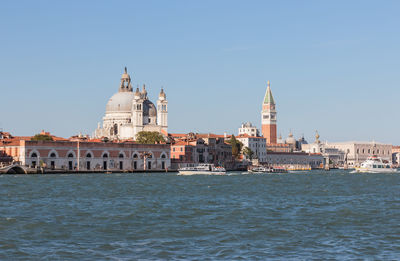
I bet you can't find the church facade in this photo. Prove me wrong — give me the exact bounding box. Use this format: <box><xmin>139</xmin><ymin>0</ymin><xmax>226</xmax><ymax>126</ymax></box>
<box><xmin>94</xmin><ymin>68</ymin><xmax>168</xmax><ymax>140</ymax></box>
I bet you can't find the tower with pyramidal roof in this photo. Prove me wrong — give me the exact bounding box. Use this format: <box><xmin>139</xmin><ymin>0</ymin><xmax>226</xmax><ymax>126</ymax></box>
<box><xmin>261</xmin><ymin>80</ymin><xmax>277</xmax><ymax>143</ymax></box>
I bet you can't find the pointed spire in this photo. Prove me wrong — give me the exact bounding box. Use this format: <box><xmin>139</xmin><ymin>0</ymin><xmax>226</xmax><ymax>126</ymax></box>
<box><xmin>263</xmin><ymin>80</ymin><xmax>275</xmax><ymax>105</ymax></box>
<box><xmin>134</xmin><ymin>87</ymin><xmax>140</xmax><ymax>97</ymax></box>
<box><xmin>124</xmin><ymin>66</ymin><xmax>127</xmax><ymax>74</ymax></box>
<box><xmin>141</xmin><ymin>84</ymin><xmax>147</xmax><ymax>99</ymax></box>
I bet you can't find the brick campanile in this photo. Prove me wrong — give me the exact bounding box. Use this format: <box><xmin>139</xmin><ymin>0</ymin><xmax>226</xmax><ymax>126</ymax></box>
<box><xmin>261</xmin><ymin>80</ymin><xmax>277</xmax><ymax>144</ymax></box>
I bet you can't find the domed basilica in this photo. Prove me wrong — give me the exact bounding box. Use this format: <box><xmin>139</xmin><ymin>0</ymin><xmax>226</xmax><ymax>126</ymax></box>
<box><xmin>94</xmin><ymin>67</ymin><xmax>168</xmax><ymax>140</ymax></box>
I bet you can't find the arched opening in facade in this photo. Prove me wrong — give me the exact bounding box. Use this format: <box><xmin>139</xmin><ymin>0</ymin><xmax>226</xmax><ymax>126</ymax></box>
<box><xmin>102</xmin><ymin>153</ymin><xmax>108</xmax><ymax>170</ymax></box>
<box><xmin>30</xmin><ymin>152</ymin><xmax>38</xmax><ymax>168</ymax></box>
<box><xmin>85</xmin><ymin>152</ymin><xmax>92</xmax><ymax>170</ymax></box>
<box><xmin>49</xmin><ymin>152</ymin><xmax>56</xmax><ymax>169</ymax></box>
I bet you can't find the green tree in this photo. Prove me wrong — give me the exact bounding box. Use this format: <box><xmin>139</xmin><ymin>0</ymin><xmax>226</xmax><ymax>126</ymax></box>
<box><xmin>226</xmin><ymin>135</ymin><xmax>243</xmax><ymax>158</ymax></box>
<box><xmin>31</xmin><ymin>134</ymin><xmax>53</xmax><ymax>141</ymax></box>
<box><xmin>136</xmin><ymin>131</ymin><xmax>165</xmax><ymax>144</ymax></box>
<box><xmin>242</xmin><ymin>146</ymin><xmax>254</xmax><ymax>160</ymax></box>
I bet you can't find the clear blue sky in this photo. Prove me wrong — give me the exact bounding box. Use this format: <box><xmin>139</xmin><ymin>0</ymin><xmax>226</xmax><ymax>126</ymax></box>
<box><xmin>1</xmin><ymin>0</ymin><xmax>399</xmax><ymax>144</ymax></box>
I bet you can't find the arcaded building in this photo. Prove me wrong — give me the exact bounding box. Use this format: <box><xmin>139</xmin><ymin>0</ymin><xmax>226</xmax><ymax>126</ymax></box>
<box><xmin>94</xmin><ymin>67</ymin><xmax>168</xmax><ymax>140</ymax></box>
<box><xmin>0</xmin><ymin>136</ymin><xmax>171</xmax><ymax>172</ymax></box>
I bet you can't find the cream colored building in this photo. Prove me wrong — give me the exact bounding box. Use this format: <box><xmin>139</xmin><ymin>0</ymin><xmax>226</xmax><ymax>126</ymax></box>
<box><xmin>238</xmin><ymin>122</ymin><xmax>260</xmax><ymax>137</ymax></box>
<box><xmin>236</xmin><ymin>135</ymin><xmax>267</xmax><ymax>163</ymax></box>
<box><xmin>94</xmin><ymin>67</ymin><xmax>168</xmax><ymax>140</ymax></box>
<box><xmin>324</xmin><ymin>141</ymin><xmax>392</xmax><ymax>167</ymax></box>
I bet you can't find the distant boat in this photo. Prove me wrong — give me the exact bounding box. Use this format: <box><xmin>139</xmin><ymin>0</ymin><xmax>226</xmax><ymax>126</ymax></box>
<box><xmin>248</xmin><ymin>166</ymin><xmax>287</xmax><ymax>174</ymax></box>
<box><xmin>178</xmin><ymin>164</ymin><xmax>226</xmax><ymax>175</ymax></box>
<box><xmin>355</xmin><ymin>156</ymin><xmax>397</xmax><ymax>173</ymax></box>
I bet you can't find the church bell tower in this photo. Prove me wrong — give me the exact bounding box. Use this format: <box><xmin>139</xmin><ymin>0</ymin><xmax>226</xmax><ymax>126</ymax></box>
<box><xmin>261</xmin><ymin>81</ymin><xmax>277</xmax><ymax>144</ymax></box>
<box><xmin>157</xmin><ymin>88</ymin><xmax>168</xmax><ymax>133</ymax></box>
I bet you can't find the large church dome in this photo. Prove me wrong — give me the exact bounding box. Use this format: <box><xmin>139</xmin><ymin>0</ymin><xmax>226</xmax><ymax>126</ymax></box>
<box><xmin>105</xmin><ymin>91</ymin><xmax>135</xmax><ymax>113</ymax></box>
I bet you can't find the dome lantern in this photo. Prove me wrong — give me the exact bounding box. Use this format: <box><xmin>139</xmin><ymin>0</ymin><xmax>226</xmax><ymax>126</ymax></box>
<box><xmin>119</xmin><ymin>67</ymin><xmax>132</xmax><ymax>92</ymax></box>
<box><xmin>159</xmin><ymin>88</ymin><xmax>166</xmax><ymax>100</ymax></box>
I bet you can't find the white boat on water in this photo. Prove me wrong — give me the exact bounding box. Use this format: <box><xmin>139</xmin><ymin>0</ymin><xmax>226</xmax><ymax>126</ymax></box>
<box><xmin>178</xmin><ymin>164</ymin><xmax>226</xmax><ymax>175</ymax></box>
<box><xmin>248</xmin><ymin>166</ymin><xmax>287</xmax><ymax>174</ymax></box>
<box><xmin>355</xmin><ymin>156</ymin><xmax>397</xmax><ymax>173</ymax></box>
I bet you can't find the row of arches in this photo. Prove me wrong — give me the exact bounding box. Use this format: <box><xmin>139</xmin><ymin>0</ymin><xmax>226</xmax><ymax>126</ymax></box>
<box><xmin>29</xmin><ymin>150</ymin><xmax>168</xmax><ymax>159</ymax></box>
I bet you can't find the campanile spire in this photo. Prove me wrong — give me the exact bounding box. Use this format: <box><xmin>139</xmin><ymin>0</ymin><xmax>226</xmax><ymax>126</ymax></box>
<box><xmin>261</xmin><ymin>81</ymin><xmax>277</xmax><ymax>144</ymax></box>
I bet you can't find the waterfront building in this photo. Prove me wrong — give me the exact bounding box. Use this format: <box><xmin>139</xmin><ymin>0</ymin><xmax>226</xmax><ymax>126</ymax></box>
<box><xmin>301</xmin><ymin>132</ymin><xmax>345</xmax><ymax>168</ymax></box>
<box><xmin>238</xmin><ymin>122</ymin><xmax>260</xmax><ymax>137</ymax></box>
<box><xmin>392</xmin><ymin>146</ymin><xmax>400</xmax><ymax>167</ymax></box>
<box><xmin>266</xmin><ymin>143</ymin><xmax>290</xmax><ymax>153</ymax></box>
<box><xmin>265</xmin><ymin>152</ymin><xmax>323</xmax><ymax>169</ymax></box>
<box><xmin>169</xmin><ymin>133</ymin><xmax>233</xmax><ymax>169</ymax></box>
<box><xmin>261</xmin><ymin>81</ymin><xmax>277</xmax><ymax>144</ymax></box>
<box><xmin>94</xmin><ymin>67</ymin><xmax>168</xmax><ymax>140</ymax></box>
<box><xmin>324</xmin><ymin>141</ymin><xmax>392</xmax><ymax>167</ymax></box>
<box><xmin>0</xmin><ymin>131</ymin><xmax>170</xmax><ymax>172</ymax></box>
<box><xmin>236</xmin><ymin>134</ymin><xmax>267</xmax><ymax>163</ymax></box>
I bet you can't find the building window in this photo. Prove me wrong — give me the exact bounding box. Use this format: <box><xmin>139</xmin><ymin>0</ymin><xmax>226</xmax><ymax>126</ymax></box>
<box><xmin>133</xmin><ymin>153</ymin><xmax>138</xmax><ymax>159</ymax></box>
<box><xmin>68</xmin><ymin>153</ymin><xmax>74</xmax><ymax>158</ymax></box>
<box><xmin>50</xmin><ymin>153</ymin><xmax>56</xmax><ymax>158</ymax></box>
<box><xmin>180</xmin><ymin>147</ymin><xmax>183</xmax><ymax>152</ymax></box>
<box><xmin>161</xmin><ymin>154</ymin><xmax>166</xmax><ymax>159</ymax></box>
<box><xmin>119</xmin><ymin>153</ymin><xmax>124</xmax><ymax>158</ymax></box>
<box><xmin>148</xmin><ymin>161</ymin><xmax>151</xmax><ymax>170</ymax></box>
<box><xmin>119</xmin><ymin>161</ymin><xmax>123</xmax><ymax>170</ymax></box>
<box><xmin>368</xmin><ymin>149</ymin><xmax>370</xmax><ymax>154</ymax></box>
<box><xmin>86</xmin><ymin>153</ymin><xmax>92</xmax><ymax>158</ymax></box>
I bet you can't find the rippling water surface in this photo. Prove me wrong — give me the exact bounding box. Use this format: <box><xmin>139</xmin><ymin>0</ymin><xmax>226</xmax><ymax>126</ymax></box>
<box><xmin>1</xmin><ymin>170</ymin><xmax>400</xmax><ymax>260</ymax></box>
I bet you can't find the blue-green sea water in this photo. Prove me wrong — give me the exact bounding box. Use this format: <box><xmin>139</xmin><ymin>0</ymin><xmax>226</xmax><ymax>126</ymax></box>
<box><xmin>1</xmin><ymin>170</ymin><xmax>400</xmax><ymax>260</ymax></box>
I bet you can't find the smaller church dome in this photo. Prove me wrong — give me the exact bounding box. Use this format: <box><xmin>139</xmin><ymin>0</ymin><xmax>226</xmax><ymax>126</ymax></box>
<box><xmin>285</xmin><ymin>132</ymin><xmax>296</xmax><ymax>145</ymax></box>
<box><xmin>143</xmin><ymin>100</ymin><xmax>157</xmax><ymax>117</ymax></box>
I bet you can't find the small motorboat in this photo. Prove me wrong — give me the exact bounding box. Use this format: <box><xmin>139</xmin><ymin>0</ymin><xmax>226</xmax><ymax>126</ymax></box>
<box><xmin>178</xmin><ymin>164</ymin><xmax>226</xmax><ymax>175</ymax></box>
